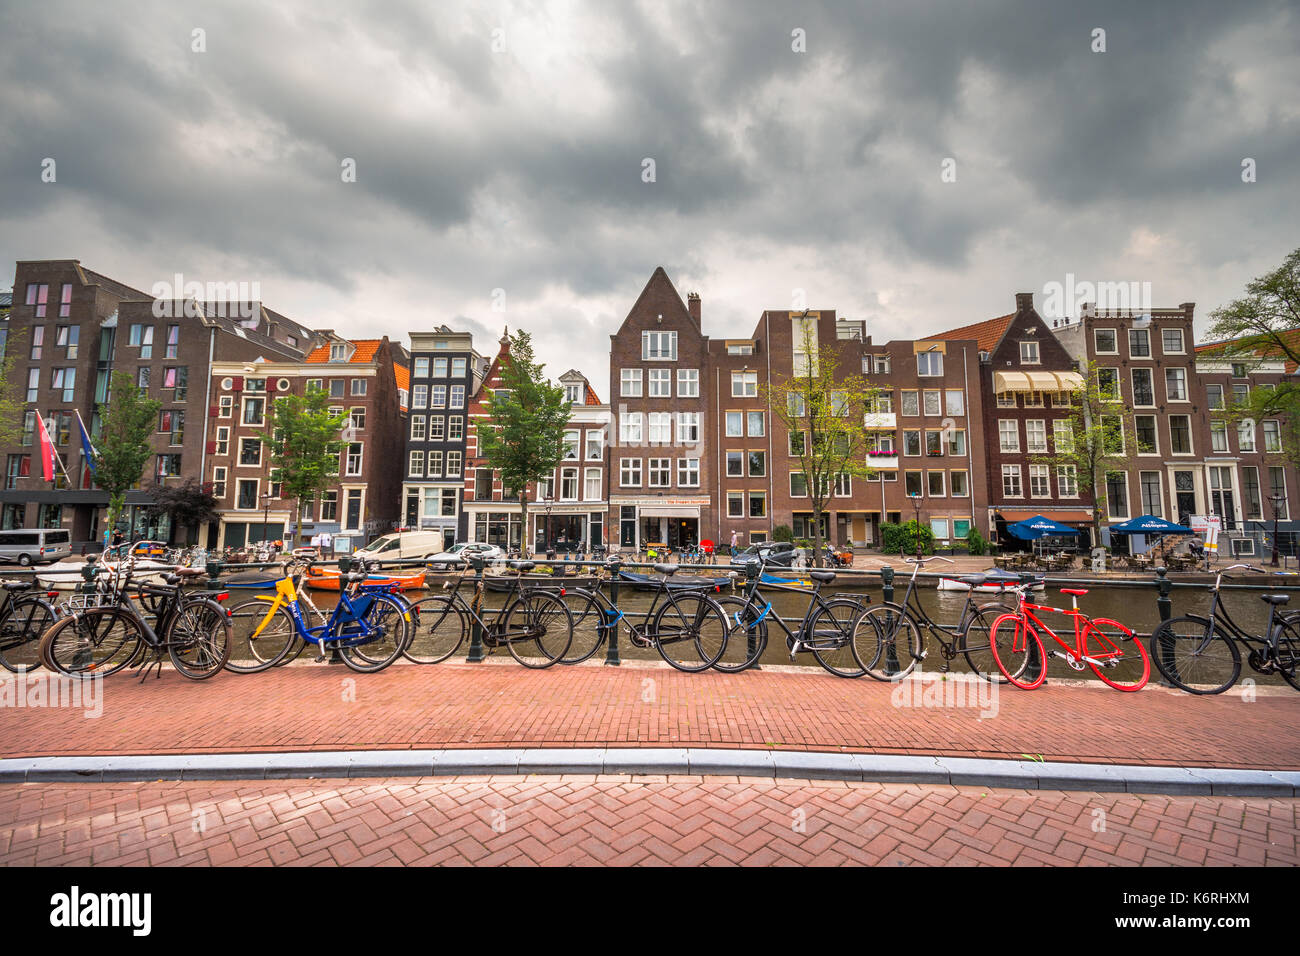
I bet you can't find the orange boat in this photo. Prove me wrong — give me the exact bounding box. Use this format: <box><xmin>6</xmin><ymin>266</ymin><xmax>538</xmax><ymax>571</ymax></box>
<box><xmin>303</xmin><ymin>566</ymin><xmax>427</xmax><ymax>591</ymax></box>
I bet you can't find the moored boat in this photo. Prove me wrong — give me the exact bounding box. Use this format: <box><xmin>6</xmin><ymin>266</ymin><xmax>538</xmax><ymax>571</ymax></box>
<box><xmin>618</xmin><ymin>570</ymin><xmax>732</xmax><ymax>591</ymax></box>
<box><xmin>936</xmin><ymin>570</ymin><xmax>1045</xmax><ymax>592</ymax></box>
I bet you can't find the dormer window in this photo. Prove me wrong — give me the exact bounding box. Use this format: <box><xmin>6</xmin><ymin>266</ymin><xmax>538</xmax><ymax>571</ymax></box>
<box><xmin>1020</xmin><ymin>341</ymin><xmax>1040</xmax><ymax>365</ymax></box>
<box><xmin>329</xmin><ymin>343</ymin><xmax>350</xmax><ymax>362</ymax></box>
<box><xmin>565</xmin><ymin>384</ymin><xmax>583</xmax><ymax>404</ymax></box>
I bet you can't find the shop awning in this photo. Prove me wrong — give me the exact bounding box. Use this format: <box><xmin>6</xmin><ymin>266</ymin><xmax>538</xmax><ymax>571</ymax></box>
<box><xmin>993</xmin><ymin>370</ymin><xmax>1085</xmax><ymax>392</ymax></box>
<box><xmin>998</xmin><ymin>509</ymin><xmax>1093</xmax><ymax>522</ymax></box>
<box><xmin>640</xmin><ymin>505</ymin><xmax>700</xmax><ymax>518</ymax></box>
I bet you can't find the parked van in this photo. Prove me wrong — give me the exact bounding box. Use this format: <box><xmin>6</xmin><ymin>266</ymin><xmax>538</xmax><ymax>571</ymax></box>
<box><xmin>352</xmin><ymin>531</ymin><xmax>446</xmax><ymax>564</ymax></box>
<box><xmin>0</xmin><ymin>528</ymin><xmax>73</xmax><ymax>566</ymax></box>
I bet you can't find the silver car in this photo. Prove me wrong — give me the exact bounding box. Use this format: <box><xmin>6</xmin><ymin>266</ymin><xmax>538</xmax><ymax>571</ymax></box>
<box><xmin>425</xmin><ymin>541</ymin><xmax>504</xmax><ymax>571</ymax></box>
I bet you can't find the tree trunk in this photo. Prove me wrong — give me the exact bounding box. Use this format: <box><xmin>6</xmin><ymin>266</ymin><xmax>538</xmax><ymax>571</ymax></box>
<box><xmin>811</xmin><ymin>497</ymin><xmax>824</xmax><ymax>568</ymax></box>
<box><xmin>519</xmin><ymin>492</ymin><xmax>529</xmax><ymax>557</ymax></box>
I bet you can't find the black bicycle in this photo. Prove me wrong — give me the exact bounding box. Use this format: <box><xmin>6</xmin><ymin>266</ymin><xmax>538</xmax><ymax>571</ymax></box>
<box><xmin>404</xmin><ymin>559</ymin><xmax>573</xmax><ymax>668</ymax></box>
<box><xmin>40</xmin><ymin>558</ymin><xmax>232</xmax><ymax>681</ymax></box>
<box><xmin>717</xmin><ymin>563</ymin><xmax>868</xmax><ymax>677</ymax></box>
<box><xmin>1149</xmin><ymin>563</ymin><xmax>1300</xmax><ymax>694</ymax></box>
<box><xmin>0</xmin><ymin>578</ymin><xmax>60</xmax><ymax>673</ymax></box>
<box><xmin>548</xmin><ymin>562</ymin><xmax>731</xmax><ymax>672</ymax></box>
<box><xmin>851</xmin><ymin>557</ymin><xmax>1027</xmax><ymax>682</ymax></box>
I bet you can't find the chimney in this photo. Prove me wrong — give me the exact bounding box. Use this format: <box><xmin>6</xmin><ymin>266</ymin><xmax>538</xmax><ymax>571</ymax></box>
<box><xmin>687</xmin><ymin>292</ymin><xmax>701</xmax><ymax>324</ymax></box>
<box><xmin>1015</xmin><ymin>292</ymin><xmax>1034</xmax><ymax>313</ymax></box>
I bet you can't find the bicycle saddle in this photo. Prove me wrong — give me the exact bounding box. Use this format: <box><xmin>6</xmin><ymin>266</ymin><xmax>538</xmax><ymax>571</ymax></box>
<box><xmin>958</xmin><ymin>574</ymin><xmax>988</xmax><ymax>586</ymax></box>
<box><xmin>809</xmin><ymin>570</ymin><xmax>836</xmax><ymax>583</ymax></box>
<box><xmin>343</xmin><ymin>571</ymin><xmax>370</xmax><ymax>584</ymax></box>
<box><xmin>1060</xmin><ymin>588</ymin><xmax>1089</xmax><ymax>596</ymax></box>
<box><xmin>508</xmin><ymin>560</ymin><xmax>536</xmax><ymax>572</ymax></box>
<box><xmin>1260</xmin><ymin>593</ymin><xmax>1291</xmax><ymax>605</ymax></box>
<box><xmin>162</xmin><ymin>573</ymin><xmax>182</xmax><ymax>586</ymax></box>
<box><xmin>654</xmin><ymin>563</ymin><xmax>679</xmax><ymax>575</ymax></box>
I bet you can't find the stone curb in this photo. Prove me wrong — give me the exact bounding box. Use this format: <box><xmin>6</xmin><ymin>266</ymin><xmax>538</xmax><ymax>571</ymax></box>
<box><xmin>2</xmin><ymin>749</ymin><xmax>1298</xmax><ymax>796</ymax></box>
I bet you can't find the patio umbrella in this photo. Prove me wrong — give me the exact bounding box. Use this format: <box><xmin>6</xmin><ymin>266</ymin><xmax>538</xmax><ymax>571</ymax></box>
<box><xmin>1109</xmin><ymin>515</ymin><xmax>1193</xmax><ymax>535</ymax></box>
<box><xmin>1005</xmin><ymin>515</ymin><xmax>1083</xmax><ymax>540</ymax></box>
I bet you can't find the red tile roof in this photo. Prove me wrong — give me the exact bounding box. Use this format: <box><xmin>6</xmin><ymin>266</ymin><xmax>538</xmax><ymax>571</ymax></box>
<box><xmin>1196</xmin><ymin>328</ymin><xmax>1300</xmax><ymax>373</ymax></box>
<box><xmin>304</xmin><ymin>339</ymin><xmax>383</xmax><ymax>364</ymax></box>
<box><xmin>931</xmin><ymin>313</ymin><xmax>1014</xmax><ymax>353</ymax></box>
<box><xmin>584</xmin><ymin>382</ymin><xmax>602</xmax><ymax>406</ymax></box>
<box><xmin>394</xmin><ymin>364</ymin><xmax>409</xmax><ymax>392</ymax></box>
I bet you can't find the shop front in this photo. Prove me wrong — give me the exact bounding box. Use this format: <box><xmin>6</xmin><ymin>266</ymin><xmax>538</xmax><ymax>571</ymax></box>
<box><xmin>611</xmin><ymin>497</ymin><xmax>709</xmax><ymax>551</ymax></box>
<box><xmin>533</xmin><ymin>505</ymin><xmax>606</xmax><ymax>554</ymax></box>
<box><xmin>404</xmin><ymin>485</ymin><xmax>461</xmax><ymax>551</ymax></box>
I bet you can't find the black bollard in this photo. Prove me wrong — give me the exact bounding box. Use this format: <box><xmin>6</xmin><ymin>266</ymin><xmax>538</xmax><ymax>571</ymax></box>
<box><xmin>1154</xmin><ymin>565</ymin><xmax>1177</xmax><ymax>686</ymax></box>
<box><xmin>466</xmin><ymin>556</ymin><xmax>487</xmax><ymax>662</ymax></box>
<box><xmin>604</xmin><ymin>559</ymin><xmax>622</xmax><ymax>666</ymax></box>
<box><xmin>880</xmin><ymin>566</ymin><xmax>899</xmax><ymax>675</ymax></box>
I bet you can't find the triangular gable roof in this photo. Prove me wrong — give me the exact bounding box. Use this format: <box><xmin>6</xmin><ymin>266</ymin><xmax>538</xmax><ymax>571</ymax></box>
<box><xmin>612</xmin><ymin>266</ymin><xmax>693</xmax><ymax>338</ymax></box>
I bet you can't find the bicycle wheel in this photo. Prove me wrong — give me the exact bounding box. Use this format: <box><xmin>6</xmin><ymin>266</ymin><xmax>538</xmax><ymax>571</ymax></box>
<box><xmin>554</xmin><ymin>589</ymin><xmax>607</xmax><ymax>665</ymax></box>
<box><xmin>651</xmin><ymin>590</ymin><xmax>728</xmax><ymax>673</ymax></box>
<box><xmin>41</xmin><ymin>608</ymin><xmax>143</xmax><ymax>679</ymax></box>
<box><xmin>850</xmin><ymin>602</ymin><xmax>921</xmax><ymax>681</ymax></box>
<box><xmin>501</xmin><ymin>590</ymin><xmax>572</xmax><ymax>668</ymax></box>
<box><xmin>988</xmin><ymin>613</ymin><xmax>1046</xmax><ymax>690</ymax></box>
<box><xmin>403</xmin><ymin>596</ymin><xmax>467</xmax><ymax>664</ymax></box>
<box><xmin>0</xmin><ymin>597</ymin><xmax>55</xmax><ymax>673</ymax></box>
<box><xmin>712</xmin><ymin>595</ymin><xmax>768</xmax><ymax>673</ymax></box>
<box><xmin>338</xmin><ymin>592</ymin><xmax>410</xmax><ymax>673</ymax></box>
<box><xmin>1084</xmin><ymin>617</ymin><xmax>1148</xmax><ymax>691</ymax></box>
<box><xmin>960</xmin><ymin>603</ymin><xmax>1022</xmax><ymax>683</ymax></box>
<box><xmin>811</xmin><ymin>598</ymin><xmax>872</xmax><ymax>678</ymax></box>
<box><xmin>225</xmin><ymin>599</ymin><xmax>296</xmax><ymax>673</ymax></box>
<box><xmin>1275</xmin><ymin>618</ymin><xmax>1300</xmax><ymax>691</ymax></box>
<box><xmin>1148</xmin><ymin>616</ymin><xmax>1240</xmax><ymax>694</ymax></box>
<box><xmin>167</xmin><ymin>599</ymin><xmax>232</xmax><ymax>680</ymax></box>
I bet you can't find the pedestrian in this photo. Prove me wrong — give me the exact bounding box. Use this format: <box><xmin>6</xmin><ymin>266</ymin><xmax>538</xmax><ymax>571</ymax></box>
<box><xmin>730</xmin><ymin>529</ymin><xmax>738</xmax><ymax>555</ymax></box>
<box><xmin>111</xmin><ymin>528</ymin><xmax>124</xmax><ymax>549</ymax></box>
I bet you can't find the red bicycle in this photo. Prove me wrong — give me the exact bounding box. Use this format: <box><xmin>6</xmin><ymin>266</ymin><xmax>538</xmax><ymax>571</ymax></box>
<box><xmin>989</xmin><ymin>585</ymin><xmax>1149</xmax><ymax>691</ymax></box>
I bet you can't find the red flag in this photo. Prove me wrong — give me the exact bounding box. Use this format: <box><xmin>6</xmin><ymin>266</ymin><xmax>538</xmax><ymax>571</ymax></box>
<box><xmin>36</xmin><ymin>412</ymin><xmax>57</xmax><ymax>481</ymax></box>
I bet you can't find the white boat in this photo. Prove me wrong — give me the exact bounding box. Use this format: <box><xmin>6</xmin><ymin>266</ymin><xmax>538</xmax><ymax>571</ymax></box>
<box><xmin>937</xmin><ymin>571</ymin><xmax>1045</xmax><ymax>593</ymax></box>
<box><xmin>37</xmin><ymin>559</ymin><xmax>171</xmax><ymax>590</ymax></box>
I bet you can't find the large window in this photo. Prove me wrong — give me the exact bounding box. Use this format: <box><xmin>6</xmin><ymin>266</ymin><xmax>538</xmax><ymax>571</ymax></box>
<box><xmin>731</xmin><ymin>372</ymin><xmax>757</xmax><ymax>397</ymax></box>
<box><xmin>1094</xmin><ymin>329</ymin><xmax>1117</xmax><ymax>353</ymax></box>
<box><xmin>620</xmin><ymin>458</ymin><xmax>641</xmax><ymax>487</ymax></box>
<box><xmin>950</xmin><ymin>471</ymin><xmax>969</xmax><ymax>497</ymax></box>
<box><xmin>1243</xmin><ymin>467</ymin><xmax>1263</xmax><ymax>520</ymax></box>
<box><xmin>648</xmin><ymin>368</ymin><xmax>671</xmax><ymax>397</ymax></box>
<box><xmin>619</xmin><ymin>412</ymin><xmax>643</xmax><ymax>444</ymax></box>
<box><xmin>648</xmin><ymin>458</ymin><xmax>671</xmax><ymax>488</ymax></box>
<box><xmin>1128</xmin><ymin>328</ymin><xmax>1150</xmax><ymax>358</ymax></box>
<box><xmin>1025</xmin><ymin>420</ymin><xmax>1047</xmax><ymax>453</ymax></box>
<box><xmin>999</xmin><ymin>420</ymin><xmax>1019</xmax><ymax>453</ymax></box>
<box><xmin>1136</xmin><ymin>416</ymin><xmax>1159</xmax><ymax>454</ymax></box>
<box><xmin>677</xmin><ymin>458</ymin><xmax>699</xmax><ymax>487</ymax></box>
<box><xmin>1131</xmin><ymin>368</ymin><xmax>1154</xmax><ymax>406</ymax></box>
<box><xmin>1270</xmin><ymin>467</ymin><xmax>1289</xmax><ymax>520</ymax></box>
<box><xmin>1002</xmin><ymin>465</ymin><xmax>1021</xmax><ymax>498</ymax></box>
<box><xmin>1169</xmin><ymin>416</ymin><xmax>1193</xmax><ymax>454</ymax></box>
<box><xmin>1165</xmin><ymin>367</ymin><xmax>1188</xmax><ymax>401</ymax></box>
<box><xmin>677</xmin><ymin>369</ymin><xmax>698</xmax><ymax>397</ymax></box>
<box><xmin>1029</xmin><ymin>465</ymin><xmax>1050</xmax><ymax>498</ymax></box>
<box><xmin>1162</xmin><ymin>328</ymin><xmax>1184</xmax><ymax>354</ymax></box>
<box><xmin>620</xmin><ymin>368</ymin><xmax>642</xmax><ymax>397</ymax></box>
<box><xmin>1019</xmin><ymin>341</ymin><xmax>1040</xmax><ymax>364</ymax></box>
<box><xmin>1238</xmin><ymin>420</ymin><xmax>1256</xmax><ymax>453</ymax></box>
<box><xmin>1106</xmin><ymin>472</ymin><xmax>1129</xmax><ymax>519</ymax></box>
<box><xmin>648</xmin><ymin>413</ymin><xmax>671</xmax><ymax>444</ymax></box>
<box><xmin>1140</xmin><ymin>472</ymin><xmax>1163</xmax><ymax>516</ymax></box>
<box><xmin>900</xmin><ymin>391</ymin><xmax>919</xmax><ymax>416</ymax></box>
<box><xmin>1206</xmin><ymin>384</ymin><xmax>1224</xmax><ymax>410</ymax></box>
<box><xmin>585</xmin><ymin>468</ymin><xmax>602</xmax><ymax>500</ymax></box>
<box><xmin>1057</xmin><ymin>465</ymin><xmax>1078</xmax><ymax>497</ymax></box>
<box><xmin>1264</xmin><ymin>420</ymin><xmax>1282</xmax><ymax>453</ymax></box>
<box><xmin>345</xmin><ymin>443</ymin><xmax>363</xmax><ymax>476</ymax></box>
<box><xmin>642</xmin><ymin>331</ymin><xmax>677</xmax><ymax>360</ymax></box>
<box><xmin>917</xmin><ymin>351</ymin><xmax>943</xmax><ymax>376</ymax></box>
<box><xmin>945</xmin><ymin>390</ymin><xmax>964</xmax><ymax>416</ymax></box>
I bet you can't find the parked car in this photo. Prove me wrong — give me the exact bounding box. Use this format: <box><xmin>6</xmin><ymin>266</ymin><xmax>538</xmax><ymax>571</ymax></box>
<box><xmin>424</xmin><ymin>542</ymin><xmax>504</xmax><ymax>571</ymax></box>
<box><xmin>0</xmin><ymin>528</ymin><xmax>72</xmax><ymax>566</ymax></box>
<box><xmin>352</xmin><ymin>531</ymin><xmax>448</xmax><ymax>564</ymax></box>
<box><xmin>730</xmin><ymin>541</ymin><xmax>800</xmax><ymax>568</ymax></box>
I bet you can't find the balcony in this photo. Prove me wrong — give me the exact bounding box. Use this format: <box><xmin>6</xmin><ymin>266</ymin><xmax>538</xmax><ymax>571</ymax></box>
<box><xmin>863</xmin><ymin>412</ymin><xmax>896</xmax><ymax>430</ymax></box>
<box><xmin>867</xmin><ymin>453</ymin><xmax>899</xmax><ymax>470</ymax></box>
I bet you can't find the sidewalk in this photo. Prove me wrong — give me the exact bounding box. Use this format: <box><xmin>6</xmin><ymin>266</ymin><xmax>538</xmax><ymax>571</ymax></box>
<box><xmin>4</xmin><ymin>660</ymin><xmax>1298</xmax><ymax>770</ymax></box>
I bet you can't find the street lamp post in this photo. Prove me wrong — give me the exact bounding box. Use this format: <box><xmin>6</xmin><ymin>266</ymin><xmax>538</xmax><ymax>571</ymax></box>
<box><xmin>543</xmin><ymin>500</ymin><xmax>554</xmax><ymax>558</ymax></box>
<box><xmin>1269</xmin><ymin>493</ymin><xmax>1287</xmax><ymax>568</ymax></box>
<box><xmin>261</xmin><ymin>492</ymin><xmax>273</xmax><ymax>554</ymax></box>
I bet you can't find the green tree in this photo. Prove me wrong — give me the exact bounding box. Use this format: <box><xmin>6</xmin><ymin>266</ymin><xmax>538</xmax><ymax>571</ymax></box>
<box><xmin>1032</xmin><ymin>361</ymin><xmax>1131</xmax><ymax>544</ymax></box>
<box><xmin>260</xmin><ymin>387</ymin><xmax>346</xmax><ymax>547</ymax></box>
<box><xmin>1205</xmin><ymin>247</ymin><xmax>1300</xmax><ymax>474</ymax></box>
<box><xmin>146</xmin><ymin>477</ymin><xmax>219</xmax><ymax>545</ymax></box>
<box><xmin>763</xmin><ymin>318</ymin><xmax>879</xmax><ymax>567</ymax></box>
<box><xmin>475</xmin><ymin>330</ymin><xmax>572</xmax><ymax>555</ymax></box>
<box><xmin>95</xmin><ymin>369</ymin><xmax>163</xmax><ymax>539</ymax></box>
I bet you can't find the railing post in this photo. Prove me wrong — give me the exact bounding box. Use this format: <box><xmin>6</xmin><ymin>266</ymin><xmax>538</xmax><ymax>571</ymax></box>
<box><xmin>466</xmin><ymin>555</ymin><xmax>487</xmax><ymax>662</ymax></box>
<box><xmin>745</xmin><ymin>562</ymin><xmax>762</xmax><ymax>671</ymax></box>
<box><xmin>604</xmin><ymin>559</ymin><xmax>622</xmax><ymax>666</ymax></box>
<box><xmin>204</xmin><ymin>559</ymin><xmax>224</xmax><ymax>592</ymax></box>
<box><xmin>880</xmin><ymin>566</ymin><xmax>899</xmax><ymax>675</ymax></box>
<box><xmin>1153</xmin><ymin>565</ymin><xmax>1178</xmax><ymax>687</ymax></box>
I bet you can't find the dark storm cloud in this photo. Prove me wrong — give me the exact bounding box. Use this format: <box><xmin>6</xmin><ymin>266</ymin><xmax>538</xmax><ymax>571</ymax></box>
<box><xmin>0</xmin><ymin>0</ymin><xmax>1296</xmax><ymax>376</ymax></box>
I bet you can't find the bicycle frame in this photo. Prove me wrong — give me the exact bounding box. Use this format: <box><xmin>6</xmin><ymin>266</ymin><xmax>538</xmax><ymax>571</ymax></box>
<box><xmin>1007</xmin><ymin>591</ymin><xmax>1123</xmax><ymax>669</ymax></box>
<box><xmin>249</xmin><ymin>574</ymin><xmax>400</xmax><ymax>649</ymax></box>
<box><xmin>1182</xmin><ymin>566</ymin><xmax>1290</xmax><ymax>664</ymax></box>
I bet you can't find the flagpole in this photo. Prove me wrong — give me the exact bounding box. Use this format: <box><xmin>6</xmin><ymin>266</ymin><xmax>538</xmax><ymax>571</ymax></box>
<box><xmin>40</xmin><ymin>413</ymin><xmax>74</xmax><ymax>484</ymax></box>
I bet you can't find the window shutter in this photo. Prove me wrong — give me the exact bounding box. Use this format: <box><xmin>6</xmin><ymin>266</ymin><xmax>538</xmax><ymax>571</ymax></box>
<box><xmin>231</xmin><ymin>376</ymin><xmax>244</xmax><ymax>391</ymax></box>
<box><xmin>206</xmin><ymin>441</ymin><xmax>217</xmax><ymax>454</ymax></box>
<box><xmin>209</xmin><ymin>405</ymin><xmax>219</xmax><ymax>417</ymax></box>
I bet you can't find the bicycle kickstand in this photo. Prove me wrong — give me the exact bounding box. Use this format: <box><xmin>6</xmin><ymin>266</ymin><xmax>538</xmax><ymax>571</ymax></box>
<box><xmin>134</xmin><ymin>648</ymin><xmax>166</xmax><ymax>683</ymax></box>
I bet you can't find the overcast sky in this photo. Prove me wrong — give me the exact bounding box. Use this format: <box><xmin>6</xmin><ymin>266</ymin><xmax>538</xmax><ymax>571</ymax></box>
<box><xmin>2</xmin><ymin>0</ymin><xmax>1297</xmax><ymax>390</ymax></box>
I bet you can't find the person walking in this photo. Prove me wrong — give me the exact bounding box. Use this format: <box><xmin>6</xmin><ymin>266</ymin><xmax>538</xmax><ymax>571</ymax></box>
<box><xmin>730</xmin><ymin>529</ymin><xmax>739</xmax><ymax>557</ymax></box>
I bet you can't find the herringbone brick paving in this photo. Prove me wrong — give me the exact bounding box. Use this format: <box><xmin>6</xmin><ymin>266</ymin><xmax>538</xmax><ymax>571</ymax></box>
<box><xmin>2</xmin><ymin>777</ymin><xmax>1295</xmax><ymax>866</ymax></box>
<box><xmin>3</xmin><ymin>661</ymin><xmax>1298</xmax><ymax>769</ymax></box>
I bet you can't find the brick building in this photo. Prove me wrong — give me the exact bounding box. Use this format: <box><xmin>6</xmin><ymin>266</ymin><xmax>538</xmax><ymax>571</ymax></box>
<box><xmin>205</xmin><ymin>335</ymin><xmax>407</xmax><ymax>550</ymax></box>
<box><xmin>936</xmin><ymin>293</ymin><xmax>1090</xmax><ymax>546</ymax></box>
<box><xmin>608</xmin><ymin>269</ymin><xmax>711</xmax><ymax>551</ymax></box>
<box><xmin>402</xmin><ymin>326</ymin><xmax>485</xmax><ymax>549</ymax></box>
<box><xmin>1</xmin><ymin>260</ymin><xmax>318</xmax><ymax>545</ymax></box>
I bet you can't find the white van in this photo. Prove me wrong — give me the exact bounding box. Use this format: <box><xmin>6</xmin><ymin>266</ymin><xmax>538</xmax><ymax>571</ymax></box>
<box><xmin>352</xmin><ymin>531</ymin><xmax>446</xmax><ymax>564</ymax></box>
<box><xmin>0</xmin><ymin>528</ymin><xmax>73</xmax><ymax>566</ymax></box>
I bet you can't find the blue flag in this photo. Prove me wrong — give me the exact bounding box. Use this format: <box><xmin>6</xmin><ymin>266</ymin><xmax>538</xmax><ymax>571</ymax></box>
<box><xmin>75</xmin><ymin>409</ymin><xmax>97</xmax><ymax>475</ymax></box>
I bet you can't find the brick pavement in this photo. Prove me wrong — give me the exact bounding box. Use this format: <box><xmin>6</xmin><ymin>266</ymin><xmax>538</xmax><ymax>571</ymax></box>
<box><xmin>3</xmin><ymin>661</ymin><xmax>1299</xmax><ymax>770</ymax></box>
<box><xmin>2</xmin><ymin>776</ymin><xmax>1295</xmax><ymax>866</ymax></box>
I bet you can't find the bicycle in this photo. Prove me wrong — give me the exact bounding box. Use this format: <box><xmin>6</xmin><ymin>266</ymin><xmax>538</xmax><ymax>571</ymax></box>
<box><xmin>494</xmin><ymin>560</ymin><xmax>725</xmax><ymax>671</ymax></box>
<box><xmin>1149</xmin><ymin>563</ymin><xmax>1299</xmax><ymax>694</ymax></box>
<box><xmin>404</xmin><ymin>559</ymin><xmax>573</xmax><ymax>668</ymax></box>
<box><xmin>0</xmin><ymin>578</ymin><xmax>60</xmax><ymax>673</ymax></box>
<box><xmin>221</xmin><ymin>564</ymin><xmax>411</xmax><ymax>674</ymax></box>
<box><xmin>989</xmin><ymin>583</ymin><xmax>1148</xmax><ymax>691</ymax></box>
<box><xmin>40</xmin><ymin>559</ymin><xmax>232</xmax><ymax>681</ymax></box>
<box><xmin>850</xmin><ymin>557</ymin><xmax>1029</xmax><ymax>683</ymax></box>
<box><xmin>713</xmin><ymin>563</ymin><xmax>866</xmax><ymax>677</ymax></box>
